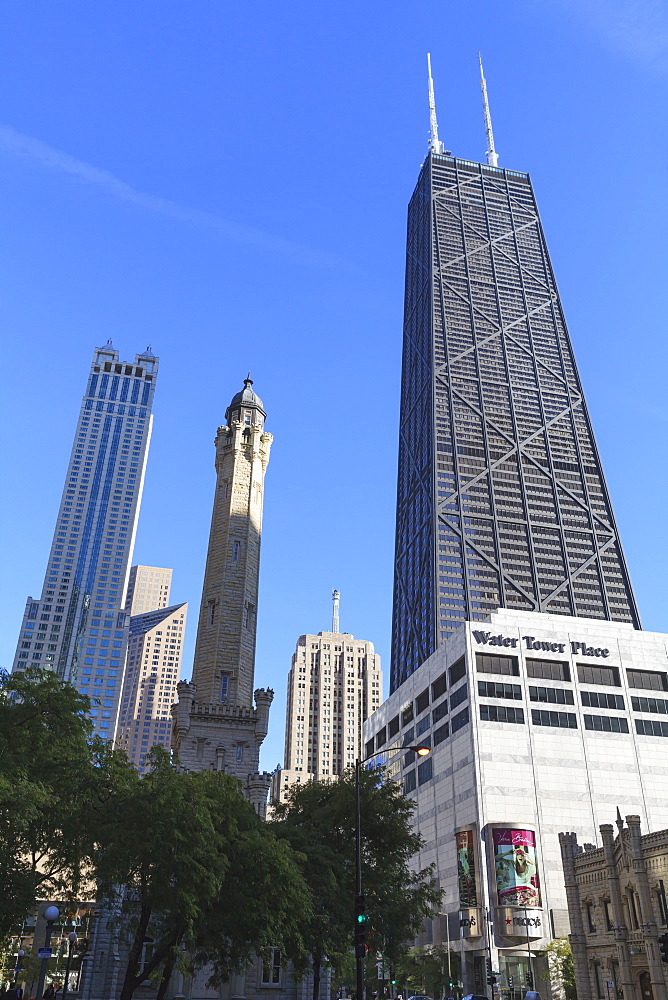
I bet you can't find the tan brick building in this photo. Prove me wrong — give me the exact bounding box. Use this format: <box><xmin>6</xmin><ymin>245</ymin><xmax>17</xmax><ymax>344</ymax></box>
<box><xmin>271</xmin><ymin>610</ymin><xmax>382</xmax><ymax>807</ymax></box>
<box><xmin>124</xmin><ymin>564</ymin><xmax>173</xmax><ymax>616</ymax></box>
<box><xmin>560</xmin><ymin>815</ymin><xmax>668</xmax><ymax>1000</ymax></box>
<box><xmin>116</xmin><ymin>600</ymin><xmax>187</xmax><ymax>770</ymax></box>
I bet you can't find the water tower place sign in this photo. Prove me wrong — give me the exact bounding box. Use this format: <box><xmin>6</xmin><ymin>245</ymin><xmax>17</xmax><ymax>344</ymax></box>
<box><xmin>472</xmin><ymin>632</ymin><xmax>610</xmax><ymax>658</ymax></box>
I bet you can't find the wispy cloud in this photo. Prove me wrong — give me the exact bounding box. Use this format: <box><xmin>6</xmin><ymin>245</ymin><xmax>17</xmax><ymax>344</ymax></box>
<box><xmin>529</xmin><ymin>0</ymin><xmax>668</xmax><ymax>73</ymax></box>
<box><xmin>0</xmin><ymin>124</ymin><xmax>349</xmax><ymax>268</ymax></box>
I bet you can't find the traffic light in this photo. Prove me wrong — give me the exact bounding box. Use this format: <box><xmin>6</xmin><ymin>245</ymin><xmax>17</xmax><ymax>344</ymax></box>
<box><xmin>659</xmin><ymin>933</ymin><xmax>668</xmax><ymax>964</ymax></box>
<box><xmin>508</xmin><ymin>976</ymin><xmax>514</xmax><ymax>991</ymax></box>
<box><xmin>486</xmin><ymin>958</ymin><xmax>496</xmax><ymax>987</ymax></box>
<box><xmin>355</xmin><ymin>895</ymin><xmax>366</xmax><ymax>959</ymax></box>
<box><xmin>526</xmin><ymin>971</ymin><xmax>534</xmax><ymax>989</ymax></box>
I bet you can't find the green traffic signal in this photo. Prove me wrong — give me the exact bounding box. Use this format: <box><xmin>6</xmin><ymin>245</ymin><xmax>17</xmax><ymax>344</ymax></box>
<box><xmin>357</xmin><ymin>913</ymin><xmax>367</xmax><ymax>923</ymax></box>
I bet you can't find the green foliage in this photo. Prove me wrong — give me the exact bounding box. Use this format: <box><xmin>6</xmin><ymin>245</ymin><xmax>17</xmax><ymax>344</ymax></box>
<box><xmin>272</xmin><ymin>766</ymin><xmax>442</xmax><ymax>998</ymax></box>
<box><xmin>0</xmin><ymin>666</ymin><xmax>114</xmax><ymax>935</ymax></box>
<box><xmin>0</xmin><ymin>669</ymin><xmax>313</xmax><ymax>1000</ymax></box>
<box><xmin>546</xmin><ymin>937</ymin><xmax>576</xmax><ymax>1000</ymax></box>
<box><xmin>1</xmin><ymin>668</ymin><xmax>442</xmax><ymax>1000</ymax></box>
<box><xmin>93</xmin><ymin>746</ymin><xmax>312</xmax><ymax>1000</ymax></box>
<box><xmin>395</xmin><ymin>946</ymin><xmax>461</xmax><ymax>998</ymax></box>
<box><xmin>192</xmin><ymin>824</ymin><xmax>312</xmax><ymax>985</ymax></box>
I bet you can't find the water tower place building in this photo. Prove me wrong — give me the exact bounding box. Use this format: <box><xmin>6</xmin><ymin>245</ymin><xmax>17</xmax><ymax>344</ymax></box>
<box><xmin>364</xmin><ymin>608</ymin><xmax>668</xmax><ymax>995</ymax></box>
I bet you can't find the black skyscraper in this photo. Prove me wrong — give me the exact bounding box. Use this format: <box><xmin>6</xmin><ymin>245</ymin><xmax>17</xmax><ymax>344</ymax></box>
<box><xmin>390</xmin><ymin>147</ymin><xmax>639</xmax><ymax>693</ymax></box>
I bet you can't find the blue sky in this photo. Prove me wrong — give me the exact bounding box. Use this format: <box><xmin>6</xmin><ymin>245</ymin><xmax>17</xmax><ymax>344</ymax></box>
<box><xmin>1</xmin><ymin>0</ymin><xmax>666</xmax><ymax>771</ymax></box>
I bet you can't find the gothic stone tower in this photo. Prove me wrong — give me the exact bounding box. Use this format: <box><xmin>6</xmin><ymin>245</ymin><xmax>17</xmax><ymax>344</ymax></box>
<box><xmin>172</xmin><ymin>378</ymin><xmax>274</xmax><ymax>816</ymax></box>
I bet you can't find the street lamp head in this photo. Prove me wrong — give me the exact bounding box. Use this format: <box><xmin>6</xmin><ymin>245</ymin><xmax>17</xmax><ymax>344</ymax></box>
<box><xmin>410</xmin><ymin>745</ymin><xmax>431</xmax><ymax>756</ymax></box>
<box><xmin>44</xmin><ymin>906</ymin><xmax>60</xmax><ymax>922</ymax></box>
<box><xmin>68</xmin><ymin>932</ymin><xmax>78</xmax><ymax>944</ymax></box>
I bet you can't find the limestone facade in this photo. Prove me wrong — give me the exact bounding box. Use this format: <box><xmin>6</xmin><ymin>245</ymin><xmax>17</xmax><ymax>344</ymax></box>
<box><xmin>171</xmin><ymin>377</ymin><xmax>275</xmax><ymax>814</ymax></box>
<box><xmin>559</xmin><ymin>817</ymin><xmax>668</xmax><ymax>1000</ymax></box>
<box><xmin>173</xmin><ymin>679</ymin><xmax>273</xmax><ymax>813</ymax></box>
<box><xmin>189</xmin><ymin>378</ymin><xmax>271</xmax><ymax>709</ymax></box>
<box><xmin>164</xmin><ymin>380</ymin><xmax>288</xmax><ymax>998</ymax></box>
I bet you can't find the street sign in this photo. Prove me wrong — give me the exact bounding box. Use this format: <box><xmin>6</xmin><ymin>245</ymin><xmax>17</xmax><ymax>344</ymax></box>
<box><xmin>607</xmin><ymin>983</ymin><xmax>615</xmax><ymax>989</ymax></box>
<box><xmin>37</xmin><ymin>948</ymin><xmax>52</xmax><ymax>959</ymax></box>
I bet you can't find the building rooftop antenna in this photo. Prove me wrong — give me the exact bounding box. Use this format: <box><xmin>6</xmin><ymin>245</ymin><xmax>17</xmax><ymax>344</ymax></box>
<box><xmin>332</xmin><ymin>589</ymin><xmax>340</xmax><ymax>634</ymax></box>
<box><xmin>478</xmin><ymin>52</ymin><xmax>499</xmax><ymax>167</ymax></box>
<box><xmin>427</xmin><ymin>53</ymin><xmax>445</xmax><ymax>155</ymax></box>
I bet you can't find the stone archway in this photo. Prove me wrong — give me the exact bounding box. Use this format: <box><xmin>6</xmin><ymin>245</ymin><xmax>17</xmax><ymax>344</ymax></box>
<box><xmin>638</xmin><ymin>971</ymin><xmax>653</xmax><ymax>1000</ymax></box>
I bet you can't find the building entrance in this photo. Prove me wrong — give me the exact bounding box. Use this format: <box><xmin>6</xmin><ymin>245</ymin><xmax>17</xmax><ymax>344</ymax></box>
<box><xmin>639</xmin><ymin>971</ymin><xmax>653</xmax><ymax>1000</ymax></box>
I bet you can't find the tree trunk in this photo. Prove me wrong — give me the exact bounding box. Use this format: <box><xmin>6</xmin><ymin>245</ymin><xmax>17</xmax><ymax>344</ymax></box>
<box><xmin>156</xmin><ymin>950</ymin><xmax>177</xmax><ymax>1000</ymax></box>
<box><xmin>119</xmin><ymin>902</ymin><xmax>152</xmax><ymax>1000</ymax></box>
<box><xmin>312</xmin><ymin>948</ymin><xmax>322</xmax><ymax>1000</ymax></box>
<box><xmin>125</xmin><ymin>928</ymin><xmax>182</xmax><ymax>1000</ymax></box>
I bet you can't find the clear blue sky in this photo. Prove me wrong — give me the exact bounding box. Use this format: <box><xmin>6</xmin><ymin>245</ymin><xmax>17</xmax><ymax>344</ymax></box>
<box><xmin>1</xmin><ymin>1</ymin><xmax>667</xmax><ymax>771</ymax></box>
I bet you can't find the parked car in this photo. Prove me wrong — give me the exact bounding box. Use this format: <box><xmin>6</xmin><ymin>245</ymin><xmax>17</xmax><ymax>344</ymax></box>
<box><xmin>462</xmin><ymin>994</ymin><xmax>491</xmax><ymax>1000</ymax></box>
<box><xmin>407</xmin><ymin>995</ymin><xmax>434</xmax><ymax>1000</ymax></box>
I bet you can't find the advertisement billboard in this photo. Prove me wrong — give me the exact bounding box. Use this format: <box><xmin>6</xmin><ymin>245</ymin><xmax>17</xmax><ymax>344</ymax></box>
<box><xmin>492</xmin><ymin>828</ymin><xmax>541</xmax><ymax>908</ymax></box>
<box><xmin>455</xmin><ymin>830</ymin><xmax>478</xmax><ymax>907</ymax></box>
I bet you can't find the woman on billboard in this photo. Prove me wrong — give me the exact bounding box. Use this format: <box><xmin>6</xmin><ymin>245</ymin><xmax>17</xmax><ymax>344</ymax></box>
<box><xmin>493</xmin><ymin>828</ymin><xmax>541</xmax><ymax>907</ymax></box>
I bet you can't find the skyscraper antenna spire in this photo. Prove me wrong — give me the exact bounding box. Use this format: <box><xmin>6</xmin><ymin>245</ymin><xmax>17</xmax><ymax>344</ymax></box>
<box><xmin>332</xmin><ymin>589</ymin><xmax>340</xmax><ymax>633</ymax></box>
<box><xmin>427</xmin><ymin>53</ymin><xmax>444</xmax><ymax>155</ymax></box>
<box><xmin>478</xmin><ymin>52</ymin><xmax>498</xmax><ymax>167</ymax></box>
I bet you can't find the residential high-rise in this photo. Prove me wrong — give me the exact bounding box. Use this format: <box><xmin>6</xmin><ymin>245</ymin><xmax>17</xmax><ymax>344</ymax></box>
<box><xmin>12</xmin><ymin>341</ymin><xmax>158</xmax><ymax>739</ymax></box>
<box><xmin>116</xmin><ymin>601</ymin><xmax>187</xmax><ymax>770</ymax></box>
<box><xmin>172</xmin><ymin>378</ymin><xmax>274</xmax><ymax>816</ymax></box>
<box><xmin>270</xmin><ymin>595</ymin><xmax>382</xmax><ymax>810</ymax></box>
<box><xmin>391</xmin><ymin>63</ymin><xmax>639</xmax><ymax>692</ymax></box>
<box><xmin>125</xmin><ymin>565</ymin><xmax>173</xmax><ymax>616</ymax></box>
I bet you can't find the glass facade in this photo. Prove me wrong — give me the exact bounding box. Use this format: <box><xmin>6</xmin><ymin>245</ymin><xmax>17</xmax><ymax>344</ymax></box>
<box><xmin>12</xmin><ymin>341</ymin><xmax>158</xmax><ymax>739</ymax></box>
<box><xmin>391</xmin><ymin>153</ymin><xmax>639</xmax><ymax>692</ymax></box>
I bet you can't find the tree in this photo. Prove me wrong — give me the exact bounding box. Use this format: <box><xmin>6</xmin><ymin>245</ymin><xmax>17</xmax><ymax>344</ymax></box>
<box><xmin>0</xmin><ymin>666</ymin><xmax>112</xmax><ymax>935</ymax></box>
<box><xmin>546</xmin><ymin>938</ymin><xmax>576</xmax><ymax>1000</ymax></box>
<box><xmin>93</xmin><ymin>747</ymin><xmax>312</xmax><ymax>1000</ymax></box>
<box><xmin>0</xmin><ymin>668</ymin><xmax>313</xmax><ymax>1000</ymax></box>
<box><xmin>192</xmin><ymin>824</ymin><xmax>312</xmax><ymax>988</ymax></box>
<box><xmin>272</xmin><ymin>767</ymin><xmax>442</xmax><ymax>1000</ymax></box>
<box><xmin>395</xmin><ymin>946</ymin><xmax>461</xmax><ymax>999</ymax></box>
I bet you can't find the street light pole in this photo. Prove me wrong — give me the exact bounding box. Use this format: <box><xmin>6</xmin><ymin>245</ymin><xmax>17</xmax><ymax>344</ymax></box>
<box><xmin>355</xmin><ymin>757</ymin><xmax>365</xmax><ymax>1000</ymax></box>
<box><xmin>36</xmin><ymin>905</ymin><xmax>60</xmax><ymax>1000</ymax></box>
<box><xmin>354</xmin><ymin>744</ymin><xmax>431</xmax><ymax>1000</ymax></box>
<box><xmin>62</xmin><ymin>932</ymin><xmax>77</xmax><ymax>1000</ymax></box>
